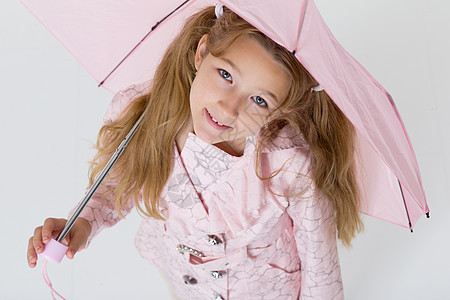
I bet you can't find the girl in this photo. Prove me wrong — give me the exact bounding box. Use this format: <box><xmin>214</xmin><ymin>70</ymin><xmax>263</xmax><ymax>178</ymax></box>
<box><xmin>27</xmin><ymin>5</ymin><xmax>363</xmax><ymax>299</ymax></box>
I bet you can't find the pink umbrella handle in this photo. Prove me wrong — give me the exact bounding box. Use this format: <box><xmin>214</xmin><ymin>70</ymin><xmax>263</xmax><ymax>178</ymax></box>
<box><xmin>40</xmin><ymin>239</ymin><xmax>68</xmax><ymax>299</ymax></box>
<box><xmin>40</xmin><ymin>238</ymin><xmax>69</xmax><ymax>264</ymax></box>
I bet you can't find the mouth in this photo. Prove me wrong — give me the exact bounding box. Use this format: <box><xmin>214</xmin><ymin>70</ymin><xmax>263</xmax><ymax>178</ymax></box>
<box><xmin>205</xmin><ymin>109</ymin><xmax>232</xmax><ymax>130</ymax></box>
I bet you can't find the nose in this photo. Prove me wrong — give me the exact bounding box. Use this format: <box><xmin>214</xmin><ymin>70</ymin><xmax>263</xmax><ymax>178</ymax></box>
<box><xmin>217</xmin><ymin>96</ymin><xmax>243</xmax><ymax>119</ymax></box>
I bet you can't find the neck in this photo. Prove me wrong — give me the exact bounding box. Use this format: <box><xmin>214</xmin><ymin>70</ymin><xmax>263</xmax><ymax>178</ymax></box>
<box><xmin>176</xmin><ymin>118</ymin><xmax>246</xmax><ymax>157</ymax></box>
<box><xmin>214</xmin><ymin>139</ymin><xmax>245</xmax><ymax>157</ymax></box>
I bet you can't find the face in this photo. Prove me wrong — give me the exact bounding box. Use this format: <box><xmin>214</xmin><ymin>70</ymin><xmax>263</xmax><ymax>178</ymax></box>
<box><xmin>189</xmin><ymin>35</ymin><xmax>291</xmax><ymax>155</ymax></box>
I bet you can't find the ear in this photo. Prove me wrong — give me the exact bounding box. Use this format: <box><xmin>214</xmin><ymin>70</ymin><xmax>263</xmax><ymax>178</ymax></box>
<box><xmin>195</xmin><ymin>34</ymin><xmax>209</xmax><ymax>71</ymax></box>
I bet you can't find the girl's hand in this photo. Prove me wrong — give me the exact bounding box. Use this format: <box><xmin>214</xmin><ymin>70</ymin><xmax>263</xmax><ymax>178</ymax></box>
<box><xmin>27</xmin><ymin>217</ymin><xmax>91</xmax><ymax>268</ymax></box>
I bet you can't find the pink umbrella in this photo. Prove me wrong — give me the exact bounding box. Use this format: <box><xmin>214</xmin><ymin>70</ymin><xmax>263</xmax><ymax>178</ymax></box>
<box><xmin>19</xmin><ymin>0</ymin><xmax>429</xmax><ymax>233</ymax></box>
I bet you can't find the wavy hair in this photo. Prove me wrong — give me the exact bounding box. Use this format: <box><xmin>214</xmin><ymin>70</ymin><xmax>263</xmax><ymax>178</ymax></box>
<box><xmin>89</xmin><ymin>6</ymin><xmax>363</xmax><ymax>246</ymax></box>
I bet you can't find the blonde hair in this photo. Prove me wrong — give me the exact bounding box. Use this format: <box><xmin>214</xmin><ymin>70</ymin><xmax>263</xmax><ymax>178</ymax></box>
<box><xmin>89</xmin><ymin>6</ymin><xmax>363</xmax><ymax>247</ymax></box>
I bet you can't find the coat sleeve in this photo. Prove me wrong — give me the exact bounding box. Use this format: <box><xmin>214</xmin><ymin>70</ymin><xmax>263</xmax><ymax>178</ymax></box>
<box><xmin>285</xmin><ymin>154</ymin><xmax>344</xmax><ymax>300</ymax></box>
<box><xmin>70</xmin><ymin>83</ymin><xmax>149</xmax><ymax>246</ymax></box>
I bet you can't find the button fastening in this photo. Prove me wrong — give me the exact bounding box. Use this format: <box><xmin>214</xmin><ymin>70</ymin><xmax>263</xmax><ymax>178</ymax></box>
<box><xmin>207</xmin><ymin>235</ymin><xmax>222</xmax><ymax>245</ymax></box>
<box><xmin>183</xmin><ymin>275</ymin><xmax>197</xmax><ymax>285</ymax></box>
<box><xmin>210</xmin><ymin>271</ymin><xmax>224</xmax><ymax>279</ymax></box>
<box><xmin>213</xmin><ymin>292</ymin><xmax>224</xmax><ymax>300</ymax></box>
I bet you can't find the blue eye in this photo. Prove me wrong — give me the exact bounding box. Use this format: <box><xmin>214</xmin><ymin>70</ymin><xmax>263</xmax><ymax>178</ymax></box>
<box><xmin>252</xmin><ymin>96</ymin><xmax>267</xmax><ymax>107</ymax></box>
<box><xmin>219</xmin><ymin>69</ymin><xmax>232</xmax><ymax>81</ymax></box>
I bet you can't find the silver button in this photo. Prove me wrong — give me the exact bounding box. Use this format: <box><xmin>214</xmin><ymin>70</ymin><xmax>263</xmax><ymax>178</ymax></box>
<box><xmin>207</xmin><ymin>235</ymin><xmax>222</xmax><ymax>245</ymax></box>
<box><xmin>210</xmin><ymin>271</ymin><xmax>224</xmax><ymax>279</ymax></box>
<box><xmin>183</xmin><ymin>275</ymin><xmax>197</xmax><ymax>285</ymax></box>
<box><xmin>213</xmin><ymin>292</ymin><xmax>224</xmax><ymax>300</ymax></box>
<box><xmin>176</xmin><ymin>244</ymin><xmax>204</xmax><ymax>258</ymax></box>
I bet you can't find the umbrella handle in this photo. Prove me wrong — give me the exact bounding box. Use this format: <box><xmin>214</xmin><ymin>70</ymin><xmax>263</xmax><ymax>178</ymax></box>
<box><xmin>40</xmin><ymin>238</ymin><xmax>69</xmax><ymax>264</ymax></box>
<box><xmin>54</xmin><ymin>112</ymin><xmax>144</xmax><ymax>245</ymax></box>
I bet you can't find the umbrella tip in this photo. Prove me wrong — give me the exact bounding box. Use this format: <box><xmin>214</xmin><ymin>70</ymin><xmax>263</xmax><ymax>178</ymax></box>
<box><xmin>410</xmin><ymin>228</ymin><xmax>414</xmax><ymax>233</ymax></box>
<box><xmin>426</xmin><ymin>212</ymin><xmax>430</xmax><ymax>218</ymax></box>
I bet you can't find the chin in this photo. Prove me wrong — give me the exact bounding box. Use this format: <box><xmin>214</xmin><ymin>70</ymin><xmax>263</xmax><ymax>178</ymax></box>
<box><xmin>194</xmin><ymin>128</ymin><xmax>218</xmax><ymax>145</ymax></box>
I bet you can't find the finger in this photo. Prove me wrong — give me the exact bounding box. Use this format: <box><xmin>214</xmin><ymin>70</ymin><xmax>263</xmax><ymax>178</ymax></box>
<box><xmin>32</xmin><ymin>226</ymin><xmax>44</xmax><ymax>254</ymax></box>
<box><xmin>66</xmin><ymin>238</ymin><xmax>85</xmax><ymax>259</ymax></box>
<box><xmin>66</xmin><ymin>219</ymin><xmax>90</xmax><ymax>259</ymax></box>
<box><xmin>27</xmin><ymin>237</ymin><xmax>38</xmax><ymax>268</ymax></box>
<box><xmin>42</xmin><ymin>218</ymin><xmax>66</xmax><ymax>243</ymax></box>
<box><xmin>66</xmin><ymin>248</ymin><xmax>76</xmax><ymax>260</ymax></box>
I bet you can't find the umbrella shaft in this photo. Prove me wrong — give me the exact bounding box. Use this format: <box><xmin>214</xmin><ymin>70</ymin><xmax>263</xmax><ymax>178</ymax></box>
<box><xmin>57</xmin><ymin>113</ymin><xmax>144</xmax><ymax>242</ymax></box>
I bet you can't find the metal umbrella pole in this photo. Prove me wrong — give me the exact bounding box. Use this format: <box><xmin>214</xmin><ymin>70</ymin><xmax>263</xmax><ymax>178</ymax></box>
<box><xmin>56</xmin><ymin>113</ymin><xmax>144</xmax><ymax>242</ymax></box>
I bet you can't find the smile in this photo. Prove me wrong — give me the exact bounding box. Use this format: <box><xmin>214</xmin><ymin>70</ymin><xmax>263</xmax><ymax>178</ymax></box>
<box><xmin>205</xmin><ymin>109</ymin><xmax>231</xmax><ymax>130</ymax></box>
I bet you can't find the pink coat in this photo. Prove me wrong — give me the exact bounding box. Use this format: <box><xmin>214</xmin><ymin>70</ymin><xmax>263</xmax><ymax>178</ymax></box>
<box><xmin>77</xmin><ymin>84</ymin><xmax>344</xmax><ymax>300</ymax></box>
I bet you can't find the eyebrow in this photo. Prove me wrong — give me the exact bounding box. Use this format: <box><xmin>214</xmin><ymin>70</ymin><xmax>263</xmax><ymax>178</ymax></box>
<box><xmin>220</xmin><ymin>57</ymin><xmax>241</xmax><ymax>75</ymax></box>
<box><xmin>219</xmin><ymin>57</ymin><xmax>280</xmax><ymax>104</ymax></box>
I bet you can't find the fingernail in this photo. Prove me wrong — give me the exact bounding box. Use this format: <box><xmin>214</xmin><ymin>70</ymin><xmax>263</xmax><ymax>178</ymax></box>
<box><xmin>42</xmin><ymin>236</ymin><xmax>49</xmax><ymax>242</ymax></box>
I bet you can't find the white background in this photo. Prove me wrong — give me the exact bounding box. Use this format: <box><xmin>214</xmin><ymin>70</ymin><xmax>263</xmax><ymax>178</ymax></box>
<box><xmin>1</xmin><ymin>0</ymin><xmax>448</xmax><ymax>299</ymax></box>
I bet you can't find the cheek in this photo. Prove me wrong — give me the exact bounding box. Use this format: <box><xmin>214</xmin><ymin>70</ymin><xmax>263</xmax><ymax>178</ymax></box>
<box><xmin>189</xmin><ymin>74</ymin><xmax>215</xmax><ymax>109</ymax></box>
<box><xmin>233</xmin><ymin>107</ymin><xmax>269</xmax><ymax>137</ymax></box>
<box><xmin>189</xmin><ymin>78</ymin><xmax>204</xmax><ymax>111</ymax></box>
<box><xmin>243</xmin><ymin>106</ymin><xmax>270</xmax><ymax>128</ymax></box>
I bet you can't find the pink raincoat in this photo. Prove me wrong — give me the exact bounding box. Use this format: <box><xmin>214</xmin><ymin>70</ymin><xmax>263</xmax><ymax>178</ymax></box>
<box><xmin>76</xmin><ymin>83</ymin><xmax>343</xmax><ymax>300</ymax></box>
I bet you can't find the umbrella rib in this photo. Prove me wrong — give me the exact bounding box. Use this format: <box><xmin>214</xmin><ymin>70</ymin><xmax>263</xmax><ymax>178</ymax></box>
<box><xmin>98</xmin><ymin>0</ymin><xmax>192</xmax><ymax>87</ymax></box>
<box><xmin>398</xmin><ymin>180</ymin><xmax>413</xmax><ymax>232</ymax></box>
<box><xmin>292</xmin><ymin>0</ymin><xmax>309</xmax><ymax>54</ymax></box>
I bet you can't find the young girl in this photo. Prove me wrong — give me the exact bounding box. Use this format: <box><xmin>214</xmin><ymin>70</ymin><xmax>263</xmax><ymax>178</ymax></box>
<box><xmin>27</xmin><ymin>5</ymin><xmax>363</xmax><ymax>299</ymax></box>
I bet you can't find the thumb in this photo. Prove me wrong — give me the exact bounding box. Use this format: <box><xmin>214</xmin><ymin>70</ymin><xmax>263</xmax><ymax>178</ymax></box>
<box><xmin>66</xmin><ymin>238</ymin><xmax>86</xmax><ymax>259</ymax></box>
<box><xmin>66</xmin><ymin>231</ymin><xmax>88</xmax><ymax>260</ymax></box>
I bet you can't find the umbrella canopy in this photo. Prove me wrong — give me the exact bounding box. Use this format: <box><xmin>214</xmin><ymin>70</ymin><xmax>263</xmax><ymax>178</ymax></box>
<box><xmin>19</xmin><ymin>0</ymin><xmax>429</xmax><ymax>229</ymax></box>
